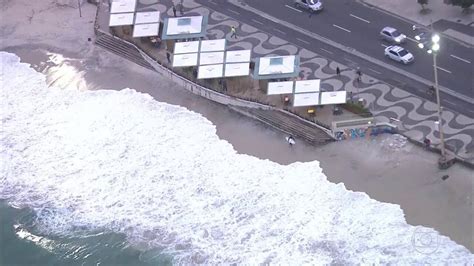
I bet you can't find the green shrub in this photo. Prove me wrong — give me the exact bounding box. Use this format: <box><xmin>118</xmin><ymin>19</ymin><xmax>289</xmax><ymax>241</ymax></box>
<box><xmin>342</xmin><ymin>102</ymin><xmax>373</xmax><ymax>117</ymax></box>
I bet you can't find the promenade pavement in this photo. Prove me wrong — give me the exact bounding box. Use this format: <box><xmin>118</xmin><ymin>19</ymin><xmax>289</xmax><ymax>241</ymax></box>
<box><xmin>361</xmin><ymin>0</ymin><xmax>474</xmax><ymax>45</ymax></box>
<box><xmin>118</xmin><ymin>0</ymin><xmax>473</xmax><ymax>163</ymax></box>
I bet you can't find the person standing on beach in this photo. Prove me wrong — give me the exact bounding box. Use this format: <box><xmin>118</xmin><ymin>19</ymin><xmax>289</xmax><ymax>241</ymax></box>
<box><xmin>336</xmin><ymin>66</ymin><xmax>341</xmax><ymax>76</ymax></box>
<box><xmin>230</xmin><ymin>26</ymin><xmax>237</xmax><ymax>39</ymax></box>
<box><xmin>287</xmin><ymin>135</ymin><xmax>295</xmax><ymax>146</ymax></box>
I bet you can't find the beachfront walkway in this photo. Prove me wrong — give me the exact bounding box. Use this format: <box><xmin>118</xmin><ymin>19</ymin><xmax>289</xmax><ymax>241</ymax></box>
<box><xmin>99</xmin><ymin>0</ymin><xmax>473</xmax><ymax>163</ymax></box>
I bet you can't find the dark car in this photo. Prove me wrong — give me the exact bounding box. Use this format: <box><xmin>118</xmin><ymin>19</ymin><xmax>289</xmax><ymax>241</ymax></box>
<box><xmin>414</xmin><ymin>28</ymin><xmax>437</xmax><ymax>53</ymax></box>
<box><xmin>294</xmin><ymin>0</ymin><xmax>323</xmax><ymax>12</ymax></box>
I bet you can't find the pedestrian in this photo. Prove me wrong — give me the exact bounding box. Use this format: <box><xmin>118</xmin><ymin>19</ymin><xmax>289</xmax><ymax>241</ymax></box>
<box><xmin>287</xmin><ymin>135</ymin><xmax>295</xmax><ymax>146</ymax></box>
<box><xmin>428</xmin><ymin>85</ymin><xmax>435</xmax><ymax>96</ymax></box>
<box><xmin>336</xmin><ymin>66</ymin><xmax>340</xmax><ymax>76</ymax></box>
<box><xmin>230</xmin><ymin>26</ymin><xmax>237</xmax><ymax>39</ymax></box>
<box><xmin>423</xmin><ymin>138</ymin><xmax>431</xmax><ymax>149</ymax></box>
<box><xmin>172</xmin><ymin>4</ymin><xmax>177</xmax><ymax>17</ymax></box>
<box><xmin>178</xmin><ymin>2</ymin><xmax>184</xmax><ymax>16</ymax></box>
<box><xmin>356</xmin><ymin>68</ymin><xmax>362</xmax><ymax>82</ymax></box>
<box><xmin>166</xmin><ymin>52</ymin><xmax>171</xmax><ymax>64</ymax></box>
<box><xmin>222</xmin><ymin>79</ymin><xmax>227</xmax><ymax>92</ymax></box>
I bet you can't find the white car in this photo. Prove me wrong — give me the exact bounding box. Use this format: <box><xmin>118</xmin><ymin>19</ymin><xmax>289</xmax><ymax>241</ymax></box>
<box><xmin>384</xmin><ymin>45</ymin><xmax>414</xmax><ymax>64</ymax></box>
<box><xmin>380</xmin><ymin>27</ymin><xmax>406</xmax><ymax>43</ymax></box>
<box><xmin>294</xmin><ymin>0</ymin><xmax>323</xmax><ymax>12</ymax></box>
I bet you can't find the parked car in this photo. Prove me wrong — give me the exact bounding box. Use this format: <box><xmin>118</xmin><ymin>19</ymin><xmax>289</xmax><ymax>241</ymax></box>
<box><xmin>294</xmin><ymin>0</ymin><xmax>323</xmax><ymax>12</ymax></box>
<box><xmin>384</xmin><ymin>45</ymin><xmax>414</xmax><ymax>64</ymax></box>
<box><xmin>380</xmin><ymin>27</ymin><xmax>406</xmax><ymax>43</ymax></box>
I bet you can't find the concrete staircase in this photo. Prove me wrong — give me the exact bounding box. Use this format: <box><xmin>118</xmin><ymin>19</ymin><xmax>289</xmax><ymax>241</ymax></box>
<box><xmin>232</xmin><ymin>107</ymin><xmax>334</xmax><ymax>145</ymax></box>
<box><xmin>95</xmin><ymin>33</ymin><xmax>154</xmax><ymax>71</ymax></box>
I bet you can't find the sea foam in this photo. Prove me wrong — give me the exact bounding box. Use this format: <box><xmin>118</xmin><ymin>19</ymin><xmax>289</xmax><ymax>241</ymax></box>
<box><xmin>0</xmin><ymin>51</ymin><xmax>472</xmax><ymax>264</ymax></box>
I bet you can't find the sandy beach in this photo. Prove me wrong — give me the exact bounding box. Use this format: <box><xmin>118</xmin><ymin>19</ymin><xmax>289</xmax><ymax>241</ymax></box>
<box><xmin>1</xmin><ymin>0</ymin><xmax>472</xmax><ymax>254</ymax></box>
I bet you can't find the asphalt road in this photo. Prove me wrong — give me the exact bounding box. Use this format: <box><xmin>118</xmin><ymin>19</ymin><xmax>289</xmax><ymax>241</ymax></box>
<box><xmin>245</xmin><ymin>0</ymin><xmax>473</xmax><ymax>96</ymax></box>
<box><xmin>194</xmin><ymin>0</ymin><xmax>474</xmax><ymax>117</ymax></box>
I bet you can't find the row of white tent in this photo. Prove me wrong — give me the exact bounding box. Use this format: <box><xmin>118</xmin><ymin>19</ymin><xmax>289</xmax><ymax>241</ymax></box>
<box><xmin>108</xmin><ymin>1</ymin><xmax>346</xmax><ymax>106</ymax></box>
<box><xmin>172</xmin><ymin>39</ymin><xmax>252</xmax><ymax>78</ymax></box>
<box><xmin>268</xmin><ymin>80</ymin><xmax>347</xmax><ymax>107</ymax></box>
<box><xmin>109</xmin><ymin>0</ymin><xmax>205</xmax><ymax>38</ymax></box>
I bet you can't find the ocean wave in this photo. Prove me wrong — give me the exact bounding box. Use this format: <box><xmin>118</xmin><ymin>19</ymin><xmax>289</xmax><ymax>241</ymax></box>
<box><xmin>0</xmin><ymin>51</ymin><xmax>472</xmax><ymax>264</ymax></box>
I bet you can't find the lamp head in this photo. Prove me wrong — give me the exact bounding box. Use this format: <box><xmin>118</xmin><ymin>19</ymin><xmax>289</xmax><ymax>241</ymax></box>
<box><xmin>432</xmin><ymin>34</ymin><xmax>440</xmax><ymax>43</ymax></box>
<box><xmin>432</xmin><ymin>43</ymin><xmax>440</xmax><ymax>52</ymax></box>
<box><xmin>418</xmin><ymin>43</ymin><xmax>424</xmax><ymax>49</ymax></box>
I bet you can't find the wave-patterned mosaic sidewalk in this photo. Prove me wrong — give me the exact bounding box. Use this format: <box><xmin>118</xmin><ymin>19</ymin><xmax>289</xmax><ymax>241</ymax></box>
<box><xmin>137</xmin><ymin>0</ymin><xmax>473</xmax><ymax>160</ymax></box>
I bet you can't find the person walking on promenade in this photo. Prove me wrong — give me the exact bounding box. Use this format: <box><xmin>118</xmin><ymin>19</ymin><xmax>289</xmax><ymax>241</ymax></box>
<box><xmin>178</xmin><ymin>2</ymin><xmax>184</xmax><ymax>16</ymax></box>
<box><xmin>423</xmin><ymin>138</ymin><xmax>431</xmax><ymax>149</ymax></box>
<box><xmin>336</xmin><ymin>66</ymin><xmax>341</xmax><ymax>76</ymax></box>
<box><xmin>172</xmin><ymin>4</ymin><xmax>177</xmax><ymax>17</ymax></box>
<box><xmin>166</xmin><ymin>52</ymin><xmax>171</xmax><ymax>64</ymax></box>
<box><xmin>230</xmin><ymin>26</ymin><xmax>237</xmax><ymax>39</ymax></box>
<box><xmin>356</xmin><ymin>68</ymin><xmax>362</xmax><ymax>82</ymax></box>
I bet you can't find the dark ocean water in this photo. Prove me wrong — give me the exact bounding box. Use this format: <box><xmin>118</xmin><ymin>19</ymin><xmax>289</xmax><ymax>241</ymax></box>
<box><xmin>0</xmin><ymin>201</ymin><xmax>171</xmax><ymax>266</ymax></box>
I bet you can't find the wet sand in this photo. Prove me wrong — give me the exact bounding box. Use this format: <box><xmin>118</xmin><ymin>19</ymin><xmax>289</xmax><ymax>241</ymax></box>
<box><xmin>5</xmin><ymin>44</ymin><xmax>472</xmax><ymax>252</ymax></box>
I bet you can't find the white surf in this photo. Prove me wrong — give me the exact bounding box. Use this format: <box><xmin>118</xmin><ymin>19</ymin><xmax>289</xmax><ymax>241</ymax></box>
<box><xmin>1</xmin><ymin>52</ymin><xmax>472</xmax><ymax>264</ymax></box>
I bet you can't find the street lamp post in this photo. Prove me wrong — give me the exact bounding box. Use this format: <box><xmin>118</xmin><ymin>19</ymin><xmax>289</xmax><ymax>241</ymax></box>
<box><xmin>422</xmin><ymin>33</ymin><xmax>453</xmax><ymax>169</ymax></box>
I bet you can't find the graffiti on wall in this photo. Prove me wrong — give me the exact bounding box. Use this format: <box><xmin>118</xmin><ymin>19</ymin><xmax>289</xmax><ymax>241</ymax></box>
<box><xmin>335</xmin><ymin>125</ymin><xmax>396</xmax><ymax>141</ymax></box>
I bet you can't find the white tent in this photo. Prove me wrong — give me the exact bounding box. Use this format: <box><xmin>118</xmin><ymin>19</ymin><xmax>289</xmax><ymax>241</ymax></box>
<box><xmin>294</xmin><ymin>79</ymin><xmax>320</xmax><ymax>93</ymax></box>
<box><xmin>199</xmin><ymin>52</ymin><xmax>225</xmax><ymax>65</ymax></box>
<box><xmin>293</xmin><ymin>92</ymin><xmax>320</xmax><ymax>107</ymax></box>
<box><xmin>320</xmin><ymin>91</ymin><xmax>347</xmax><ymax>105</ymax></box>
<box><xmin>198</xmin><ymin>64</ymin><xmax>224</xmax><ymax>79</ymax></box>
<box><xmin>109</xmin><ymin>13</ymin><xmax>134</xmax><ymax>26</ymax></box>
<box><xmin>200</xmin><ymin>39</ymin><xmax>226</xmax><ymax>52</ymax></box>
<box><xmin>225</xmin><ymin>50</ymin><xmax>251</xmax><ymax>63</ymax></box>
<box><xmin>224</xmin><ymin>63</ymin><xmax>250</xmax><ymax>77</ymax></box>
<box><xmin>174</xmin><ymin>41</ymin><xmax>200</xmax><ymax>54</ymax></box>
<box><xmin>172</xmin><ymin>53</ymin><xmax>198</xmax><ymax>67</ymax></box>
<box><xmin>166</xmin><ymin>16</ymin><xmax>203</xmax><ymax>35</ymax></box>
<box><xmin>110</xmin><ymin>0</ymin><xmax>137</xmax><ymax>14</ymax></box>
<box><xmin>135</xmin><ymin>11</ymin><xmax>160</xmax><ymax>24</ymax></box>
<box><xmin>267</xmin><ymin>81</ymin><xmax>294</xmax><ymax>95</ymax></box>
<box><xmin>133</xmin><ymin>23</ymin><xmax>159</xmax><ymax>37</ymax></box>
<box><xmin>258</xmin><ymin>55</ymin><xmax>296</xmax><ymax>75</ymax></box>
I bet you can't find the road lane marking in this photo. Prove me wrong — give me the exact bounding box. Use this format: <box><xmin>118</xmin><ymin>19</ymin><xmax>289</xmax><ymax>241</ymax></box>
<box><xmin>333</xmin><ymin>24</ymin><xmax>351</xmax><ymax>33</ymax></box>
<box><xmin>368</xmin><ymin>68</ymin><xmax>382</xmax><ymax>74</ymax></box>
<box><xmin>275</xmin><ymin>28</ymin><xmax>286</xmax><ymax>35</ymax></box>
<box><xmin>208</xmin><ymin>0</ymin><xmax>217</xmax><ymax>5</ymax></box>
<box><xmin>228</xmin><ymin>9</ymin><xmax>240</xmax><ymax>15</ymax></box>
<box><xmin>320</xmin><ymin>48</ymin><xmax>333</xmax><ymax>54</ymax></box>
<box><xmin>435</xmin><ymin>65</ymin><xmax>452</xmax><ymax>74</ymax></box>
<box><xmin>406</xmin><ymin>37</ymin><xmax>417</xmax><ymax>43</ymax></box>
<box><xmin>381</xmin><ymin>44</ymin><xmax>388</xmax><ymax>47</ymax></box>
<box><xmin>444</xmin><ymin>99</ymin><xmax>457</xmax><ymax>106</ymax></box>
<box><xmin>284</xmin><ymin>4</ymin><xmax>302</xmax><ymax>13</ymax></box>
<box><xmin>296</xmin><ymin>38</ymin><xmax>310</xmax><ymax>44</ymax></box>
<box><xmin>229</xmin><ymin>0</ymin><xmax>474</xmax><ymax>104</ymax></box>
<box><xmin>251</xmin><ymin>19</ymin><xmax>264</xmax><ymax>25</ymax></box>
<box><xmin>350</xmin><ymin>14</ymin><xmax>370</xmax><ymax>23</ymax></box>
<box><xmin>450</xmin><ymin>54</ymin><xmax>471</xmax><ymax>64</ymax></box>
